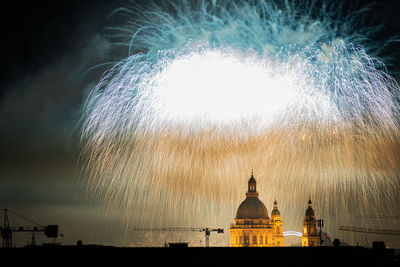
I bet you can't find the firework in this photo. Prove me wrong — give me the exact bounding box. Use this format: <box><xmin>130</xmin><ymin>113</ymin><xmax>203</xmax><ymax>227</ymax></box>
<box><xmin>80</xmin><ymin>0</ymin><xmax>400</xmax><ymax>246</ymax></box>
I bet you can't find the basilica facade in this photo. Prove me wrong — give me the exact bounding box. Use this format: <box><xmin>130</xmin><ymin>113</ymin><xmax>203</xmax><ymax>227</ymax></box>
<box><xmin>230</xmin><ymin>173</ymin><xmax>284</xmax><ymax>247</ymax></box>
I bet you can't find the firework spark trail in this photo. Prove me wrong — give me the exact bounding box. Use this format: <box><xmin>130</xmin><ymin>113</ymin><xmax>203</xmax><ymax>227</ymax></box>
<box><xmin>80</xmin><ymin>0</ymin><xmax>400</xmax><ymax>246</ymax></box>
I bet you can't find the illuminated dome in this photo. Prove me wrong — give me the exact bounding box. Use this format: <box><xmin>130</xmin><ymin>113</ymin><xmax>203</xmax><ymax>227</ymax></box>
<box><xmin>236</xmin><ymin>197</ymin><xmax>269</xmax><ymax>219</ymax></box>
<box><xmin>235</xmin><ymin>173</ymin><xmax>269</xmax><ymax>220</ymax></box>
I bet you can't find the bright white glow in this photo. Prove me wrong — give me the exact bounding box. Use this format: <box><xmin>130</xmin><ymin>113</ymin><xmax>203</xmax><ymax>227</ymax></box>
<box><xmin>283</xmin><ymin>231</ymin><xmax>303</xmax><ymax>237</ymax></box>
<box><xmin>152</xmin><ymin>50</ymin><xmax>301</xmax><ymax>125</ymax></box>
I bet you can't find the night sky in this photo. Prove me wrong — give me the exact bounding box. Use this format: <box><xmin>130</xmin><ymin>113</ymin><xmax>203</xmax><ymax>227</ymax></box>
<box><xmin>0</xmin><ymin>0</ymin><xmax>127</xmax><ymax>246</ymax></box>
<box><xmin>1</xmin><ymin>0</ymin><xmax>399</xmax><ymax>247</ymax></box>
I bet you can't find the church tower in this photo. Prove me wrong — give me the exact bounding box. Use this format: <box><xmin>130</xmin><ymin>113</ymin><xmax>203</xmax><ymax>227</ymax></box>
<box><xmin>271</xmin><ymin>199</ymin><xmax>284</xmax><ymax>246</ymax></box>
<box><xmin>230</xmin><ymin>172</ymin><xmax>283</xmax><ymax>247</ymax></box>
<box><xmin>301</xmin><ymin>197</ymin><xmax>319</xmax><ymax>247</ymax></box>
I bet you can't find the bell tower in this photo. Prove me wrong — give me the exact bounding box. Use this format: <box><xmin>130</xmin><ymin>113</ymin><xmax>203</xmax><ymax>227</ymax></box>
<box><xmin>271</xmin><ymin>198</ymin><xmax>284</xmax><ymax>247</ymax></box>
<box><xmin>302</xmin><ymin>196</ymin><xmax>319</xmax><ymax>247</ymax></box>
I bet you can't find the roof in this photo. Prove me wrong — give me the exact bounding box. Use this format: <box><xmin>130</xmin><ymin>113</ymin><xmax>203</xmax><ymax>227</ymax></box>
<box><xmin>236</xmin><ymin>197</ymin><xmax>269</xmax><ymax>219</ymax></box>
<box><xmin>305</xmin><ymin>207</ymin><xmax>315</xmax><ymax>219</ymax></box>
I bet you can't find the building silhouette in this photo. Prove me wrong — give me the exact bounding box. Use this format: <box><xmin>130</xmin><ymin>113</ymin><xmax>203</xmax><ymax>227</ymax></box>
<box><xmin>230</xmin><ymin>173</ymin><xmax>284</xmax><ymax>247</ymax></box>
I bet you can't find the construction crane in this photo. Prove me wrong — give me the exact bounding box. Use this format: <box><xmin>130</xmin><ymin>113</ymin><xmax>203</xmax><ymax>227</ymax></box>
<box><xmin>0</xmin><ymin>208</ymin><xmax>60</xmax><ymax>248</ymax></box>
<box><xmin>132</xmin><ymin>227</ymin><xmax>224</xmax><ymax>247</ymax></box>
<box><xmin>339</xmin><ymin>226</ymin><xmax>400</xmax><ymax>236</ymax></box>
<box><xmin>354</xmin><ymin>215</ymin><xmax>400</xmax><ymax>220</ymax></box>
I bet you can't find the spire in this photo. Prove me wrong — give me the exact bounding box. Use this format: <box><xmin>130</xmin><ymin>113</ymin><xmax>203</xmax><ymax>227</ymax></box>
<box><xmin>274</xmin><ymin>197</ymin><xmax>278</xmax><ymax>208</ymax></box>
<box><xmin>246</xmin><ymin>171</ymin><xmax>258</xmax><ymax>197</ymax></box>
<box><xmin>305</xmin><ymin>195</ymin><xmax>315</xmax><ymax>219</ymax></box>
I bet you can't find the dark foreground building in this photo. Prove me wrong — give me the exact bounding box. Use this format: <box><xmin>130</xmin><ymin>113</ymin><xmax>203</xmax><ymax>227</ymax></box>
<box><xmin>0</xmin><ymin>245</ymin><xmax>398</xmax><ymax>266</ymax></box>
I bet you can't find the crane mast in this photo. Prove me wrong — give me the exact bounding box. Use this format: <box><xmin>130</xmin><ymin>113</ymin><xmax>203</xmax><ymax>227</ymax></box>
<box><xmin>2</xmin><ymin>209</ymin><xmax>12</xmax><ymax>248</ymax></box>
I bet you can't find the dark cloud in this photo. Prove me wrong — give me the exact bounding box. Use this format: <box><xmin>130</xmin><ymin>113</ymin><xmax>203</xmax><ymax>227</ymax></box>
<box><xmin>0</xmin><ymin>0</ymin><xmax>122</xmax><ymax>246</ymax></box>
<box><xmin>0</xmin><ymin>33</ymin><xmax>111</xmax><ymax>147</ymax></box>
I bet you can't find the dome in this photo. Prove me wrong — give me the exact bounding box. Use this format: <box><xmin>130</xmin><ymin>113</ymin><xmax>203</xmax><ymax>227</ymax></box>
<box><xmin>271</xmin><ymin>199</ymin><xmax>280</xmax><ymax>216</ymax></box>
<box><xmin>271</xmin><ymin>208</ymin><xmax>280</xmax><ymax>216</ymax></box>
<box><xmin>236</xmin><ymin>197</ymin><xmax>269</xmax><ymax>219</ymax></box>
